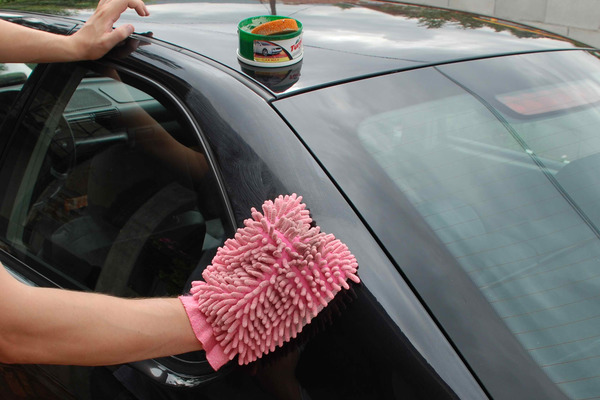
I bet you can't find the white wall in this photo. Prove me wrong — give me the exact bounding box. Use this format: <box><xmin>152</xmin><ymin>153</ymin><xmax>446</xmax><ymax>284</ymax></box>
<box><xmin>401</xmin><ymin>0</ymin><xmax>600</xmax><ymax>48</ymax></box>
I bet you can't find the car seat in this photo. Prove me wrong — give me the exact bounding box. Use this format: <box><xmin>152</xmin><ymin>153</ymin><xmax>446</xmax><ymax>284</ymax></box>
<box><xmin>50</xmin><ymin>142</ymin><xmax>205</xmax><ymax>294</ymax></box>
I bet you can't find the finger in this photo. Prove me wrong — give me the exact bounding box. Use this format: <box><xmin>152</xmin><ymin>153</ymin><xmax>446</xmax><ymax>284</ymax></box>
<box><xmin>106</xmin><ymin>24</ymin><xmax>135</xmax><ymax>48</ymax></box>
<box><xmin>127</xmin><ymin>0</ymin><xmax>149</xmax><ymax>17</ymax></box>
<box><xmin>100</xmin><ymin>0</ymin><xmax>149</xmax><ymax>17</ymax></box>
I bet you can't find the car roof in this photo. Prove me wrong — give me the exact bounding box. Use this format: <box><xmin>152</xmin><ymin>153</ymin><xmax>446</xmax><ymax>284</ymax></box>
<box><xmin>1</xmin><ymin>0</ymin><xmax>591</xmax><ymax>96</ymax></box>
<box><xmin>113</xmin><ymin>0</ymin><xmax>590</xmax><ymax>95</ymax></box>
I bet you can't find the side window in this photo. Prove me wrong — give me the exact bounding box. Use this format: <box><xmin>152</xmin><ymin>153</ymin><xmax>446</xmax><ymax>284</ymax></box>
<box><xmin>0</xmin><ymin>62</ymin><xmax>231</xmax><ymax>297</ymax></box>
<box><xmin>0</xmin><ymin>63</ymin><xmax>34</xmax><ymax>124</ymax></box>
<box><xmin>0</xmin><ymin>63</ymin><xmax>33</xmax><ymax>85</ymax></box>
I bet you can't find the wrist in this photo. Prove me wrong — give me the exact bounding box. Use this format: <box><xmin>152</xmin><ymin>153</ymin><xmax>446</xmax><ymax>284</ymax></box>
<box><xmin>63</xmin><ymin>33</ymin><xmax>87</xmax><ymax>62</ymax></box>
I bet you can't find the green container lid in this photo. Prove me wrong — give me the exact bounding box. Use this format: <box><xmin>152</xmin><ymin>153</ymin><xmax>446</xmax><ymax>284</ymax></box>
<box><xmin>238</xmin><ymin>15</ymin><xmax>303</xmax><ymax>68</ymax></box>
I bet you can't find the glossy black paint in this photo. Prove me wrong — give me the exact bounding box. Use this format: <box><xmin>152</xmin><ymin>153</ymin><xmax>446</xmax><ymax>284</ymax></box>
<box><xmin>0</xmin><ymin>10</ymin><xmax>79</xmax><ymax>34</ymax></box>
<box><xmin>116</xmin><ymin>41</ymin><xmax>485</xmax><ymax>398</ymax></box>
<box><xmin>75</xmin><ymin>0</ymin><xmax>587</xmax><ymax>96</ymax></box>
<box><xmin>273</xmin><ymin>66</ymin><xmax>570</xmax><ymax>399</ymax></box>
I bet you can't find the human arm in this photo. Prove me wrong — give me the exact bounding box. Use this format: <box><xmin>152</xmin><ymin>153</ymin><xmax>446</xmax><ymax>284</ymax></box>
<box><xmin>0</xmin><ymin>0</ymin><xmax>149</xmax><ymax>63</ymax></box>
<box><xmin>96</xmin><ymin>65</ymin><xmax>209</xmax><ymax>182</ymax></box>
<box><xmin>131</xmin><ymin>111</ymin><xmax>210</xmax><ymax>183</ymax></box>
<box><xmin>0</xmin><ymin>264</ymin><xmax>202</xmax><ymax>366</ymax></box>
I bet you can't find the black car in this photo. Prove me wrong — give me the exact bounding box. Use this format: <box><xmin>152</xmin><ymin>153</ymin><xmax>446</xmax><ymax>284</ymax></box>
<box><xmin>0</xmin><ymin>1</ymin><xmax>599</xmax><ymax>399</ymax></box>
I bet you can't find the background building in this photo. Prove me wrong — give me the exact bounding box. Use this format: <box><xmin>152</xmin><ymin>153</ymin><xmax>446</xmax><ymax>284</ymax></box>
<box><xmin>399</xmin><ymin>0</ymin><xmax>600</xmax><ymax>48</ymax></box>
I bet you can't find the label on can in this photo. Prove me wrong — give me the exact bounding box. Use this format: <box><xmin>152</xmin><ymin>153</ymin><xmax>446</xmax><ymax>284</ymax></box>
<box><xmin>253</xmin><ymin>35</ymin><xmax>303</xmax><ymax>64</ymax></box>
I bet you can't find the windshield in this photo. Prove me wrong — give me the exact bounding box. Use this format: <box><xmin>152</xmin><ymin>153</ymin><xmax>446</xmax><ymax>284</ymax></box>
<box><xmin>274</xmin><ymin>50</ymin><xmax>600</xmax><ymax>399</ymax></box>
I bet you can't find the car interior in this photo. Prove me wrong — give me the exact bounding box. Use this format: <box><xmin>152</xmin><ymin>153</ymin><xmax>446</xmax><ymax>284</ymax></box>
<box><xmin>0</xmin><ymin>66</ymin><xmax>226</xmax><ymax>298</ymax></box>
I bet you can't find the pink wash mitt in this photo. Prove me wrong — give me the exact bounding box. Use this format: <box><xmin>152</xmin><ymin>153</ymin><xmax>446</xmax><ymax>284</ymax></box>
<box><xmin>179</xmin><ymin>193</ymin><xmax>360</xmax><ymax>371</ymax></box>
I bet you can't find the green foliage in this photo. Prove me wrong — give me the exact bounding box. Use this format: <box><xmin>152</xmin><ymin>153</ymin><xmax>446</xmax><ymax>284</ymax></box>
<box><xmin>362</xmin><ymin>3</ymin><xmax>555</xmax><ymax>39</ymax></box>
<box><xmin>0</xmin><ymin>0</ymin><xmax>97</xmax><ymax>15</ymax></box>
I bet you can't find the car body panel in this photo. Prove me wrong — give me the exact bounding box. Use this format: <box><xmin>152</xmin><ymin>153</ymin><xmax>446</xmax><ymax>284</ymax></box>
<box><xmin>0</xmin><ymin>37</ymin><xmax>486</xmax><ymax>399</ymax></box>
<box><xmin>0</xmin><ymin>11</ymin><xmax>79</xmax><ymax>34</ymax></box>
<box><xmin>65</xmin><ymin>0</ymin><xmax>588</xmax><ymax>96</ymax></box>
<box><xmin>273</xmin><ymin>66</ymin><xmax>570</xmax><ymax>399</ymax></box>
<box><xmin>137</xmin><ymin>45</ymin><xmax>486</xmax><ymax>398</ymax></box>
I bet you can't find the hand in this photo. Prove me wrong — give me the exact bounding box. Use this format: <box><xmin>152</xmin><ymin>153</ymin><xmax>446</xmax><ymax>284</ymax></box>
<box><xmin>106</xmin><ymin>32</ymin><xmax>153</xmax><ymax>60</ymax></box>
<box><xmin>70</xmin><ymin>0</ymin><xmax>150</xmax><ymax>60</ymax></box>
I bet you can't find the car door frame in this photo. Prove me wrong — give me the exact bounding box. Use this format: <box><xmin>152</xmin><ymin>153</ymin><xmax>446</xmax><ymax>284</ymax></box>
<box><xmin>0</xmin><ymin>49</ymin><xmax>240</xmax><ymax>397</ymax></box>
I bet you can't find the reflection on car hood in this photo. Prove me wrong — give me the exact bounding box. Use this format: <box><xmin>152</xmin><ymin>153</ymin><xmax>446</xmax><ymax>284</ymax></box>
<box><xmin>57</xmin><ymin>0</ymin><xmax>594</xmax><ymax>95</ymax></box>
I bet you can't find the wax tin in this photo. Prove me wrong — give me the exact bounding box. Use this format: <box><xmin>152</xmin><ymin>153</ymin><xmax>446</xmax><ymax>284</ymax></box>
<box><xmin>237</xmin><ymin>15</ymin><xmax>303</xmax><ymax>68</ymax></box>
